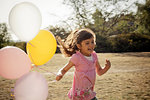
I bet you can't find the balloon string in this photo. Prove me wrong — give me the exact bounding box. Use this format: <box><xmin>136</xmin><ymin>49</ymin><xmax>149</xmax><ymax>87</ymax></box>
<box><xmin>27</xmin><ymin>48</ymin><xmax>36</xmax><ymax>69</ymax></box>
<box><xmin>38</xmin><ymin>67</ymin><xmax>57</xmax><ymax>76</ymax></box>
<box><xmin>27</xmin><ymin>48</ymin><xmax>57</xmax><ymax>76</ymax></box>
<box><xmin>48</xmin><ymin>80</ymin><xmax>57</xmax><ymax>84</ymax></box>
<box><xmin>31</xmin><ymin>65</ymin><xmax>57</xmax><ymax>83</ymax></box>
<box><xmin>28</xmin><ymin>42</ymin><xmax>36</xmax><ymax>48</ymax></box>
<box><xmin>26</xmin><ymin>43</ymin><xmax>57</xmax><ymax>83</ymax></box>
<box><xmin>37</xmin><ymin>67</ymin><xmax>57</xmax><ymax>84</ymax></box>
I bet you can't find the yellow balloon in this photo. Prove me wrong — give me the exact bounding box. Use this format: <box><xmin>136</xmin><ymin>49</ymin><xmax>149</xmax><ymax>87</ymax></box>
<box><xmin>26</xmin><ymin>30</ymin><xmax>57</xmax><ymax>66</ymax></box>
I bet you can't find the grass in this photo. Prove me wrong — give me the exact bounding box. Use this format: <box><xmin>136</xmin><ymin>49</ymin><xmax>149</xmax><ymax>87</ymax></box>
<box><xmin>0</xmin><ymin>52</ymin><xmax>150</xmax><ymax>100</ymax></box>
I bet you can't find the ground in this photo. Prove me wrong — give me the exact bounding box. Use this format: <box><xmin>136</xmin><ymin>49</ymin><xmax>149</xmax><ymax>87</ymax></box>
<box><xmin>0</xmin><ymin>52</ymin><xmax>150</xmax><ymax>100</ymax></box>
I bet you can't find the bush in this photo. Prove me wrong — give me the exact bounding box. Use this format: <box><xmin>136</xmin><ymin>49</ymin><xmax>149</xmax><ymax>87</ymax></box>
<box><xmin>0</xmin><ymin>23</ymin><xmax>10</xmax><ymax>48</ymax></box>
<box><xmin>95</xmin><ymin>34</ymin><xmax>112</xmax><ymax>53</ymax></box>
<box><xmin>6</xmin><ymin>41</ymin><xmax>26</xmax><ymax>52</ymax></box>
<box><xmin>110</xmin><ymin>33</ymin><xmax>150</xmax><ymax>52</ymax></box>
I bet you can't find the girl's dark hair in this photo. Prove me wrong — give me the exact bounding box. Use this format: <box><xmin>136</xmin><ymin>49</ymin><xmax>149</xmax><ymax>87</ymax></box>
<box><xmin>56</xmin><ymin>28</ymin><xmax>96</xmax><ymax>57</ymax></box>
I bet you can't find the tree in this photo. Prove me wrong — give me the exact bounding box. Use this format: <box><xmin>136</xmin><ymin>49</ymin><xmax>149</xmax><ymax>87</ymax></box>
<box><xmin>0</xmin><ymin>23</ymin><xmax>10</xmax><ymax>48</ymax></box>
<box><xmin>87</xmin><ymin>8</ymin><xmax>137</xmax><ymax>36</ymax></box>
<box><xmin>107</xmin><ymin>13</ymin><xmax>137</xmax><ymax>35</ymax></box>
<box><xmin>48</xmin><ymin>25</ymin><xmax>70</xmax><ymax>39</ymax></box>
<box><xmin>59</xmin><ymin>0</ymin><xmax>150</xmax><ymax>52</ymax></box>
<box><xmin>136</xmin><ymin>0</ymin><xmax>150</xmax><ymax>35</ymax></box>
<box><xmin>47</xmin><ymin>25</ymin><xmax>71</xmax><ymax>53</ymax></box>
<box><xmin>63</xmin><ymin>0</ymin><xmax>140</xmax><ymax>33</ymax></box>
<box><xmin>63</xmin><ymin>0</ymin><xmax>94</xmax><ymax>28</ymax></box>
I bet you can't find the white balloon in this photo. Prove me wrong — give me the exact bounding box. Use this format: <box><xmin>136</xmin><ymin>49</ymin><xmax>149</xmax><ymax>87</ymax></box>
<box><xmin>9</xmin><ymin>2</ymin><xmax>42</xmax><ymax>41</ymax></box>
<box><xmin>14</xmin><ymin>72</ymin><xmax>48</xmax><ymax>100</ymax></box>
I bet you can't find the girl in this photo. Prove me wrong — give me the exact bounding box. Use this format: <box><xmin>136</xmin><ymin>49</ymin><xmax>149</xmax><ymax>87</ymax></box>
<box><xmin>56</xmin><ymin>28</ymin><xmax>111</xmax><ymax>100</ymax></box>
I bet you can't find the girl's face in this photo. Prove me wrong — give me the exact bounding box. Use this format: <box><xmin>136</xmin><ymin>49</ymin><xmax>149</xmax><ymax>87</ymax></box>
<box><xmin>77</xmin><ymin>37</ymin><xmax>95</xmax><ymax>56</ymax></box>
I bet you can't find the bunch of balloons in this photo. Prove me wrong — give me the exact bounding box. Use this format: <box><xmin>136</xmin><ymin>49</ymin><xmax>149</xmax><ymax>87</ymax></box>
<box><xmin>0</xmin><ymin>2</ymin><xmax>57</xmax><ymax>100</ymax></box>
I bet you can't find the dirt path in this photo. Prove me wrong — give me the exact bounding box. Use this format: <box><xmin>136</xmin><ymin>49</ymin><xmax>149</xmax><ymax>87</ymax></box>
<box><xmin>0</xmin><ymin>52</ymin><xmax>150</xmax><ymax>100</ymax></box>
<box><xmin>43</xmin><ymin>67</ymin><xmax>150</xmax><ymax>75</ymax></box>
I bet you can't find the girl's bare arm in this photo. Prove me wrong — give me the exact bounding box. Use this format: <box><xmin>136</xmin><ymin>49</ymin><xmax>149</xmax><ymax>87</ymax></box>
<box><xmin>96</xmin><ymin>59</ymin><xmax>111</xmax><ymax>76</ymax></box>
<box><xmin>56</xmin><ymin>60</ymin><xmax>74</xmax><ymax>81</ymax></box>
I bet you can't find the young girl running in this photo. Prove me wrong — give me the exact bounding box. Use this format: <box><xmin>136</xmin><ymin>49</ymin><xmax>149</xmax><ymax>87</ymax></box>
<box><xmin>56</xmin><ymin>28</ymin><xmax>111</xmax><ymax>100</ymax></box>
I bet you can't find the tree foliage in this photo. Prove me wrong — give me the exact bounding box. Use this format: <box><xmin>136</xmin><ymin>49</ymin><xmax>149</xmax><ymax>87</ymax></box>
<box><xmin>135</xmin><ymin>0</ymin><xmax>150</xmax><ymax>35</ymax></box>
<box><xmin>48</xmin><ymin>25</ymin><xmax>70</xmax><ymax>39</ymax></box>
<box><xmin>0</xmin><ymin>23</ymin><xmax>26</xmax><ymax>51</ymax></box>
<box><xmin>0</xmin><ymin>23</ymin><xmax>10</xmax><ymax>48</ymax></box>
<box><xmin>48</xmin><ymin>26</ymin><xmax>70</xmax><ymax>53</ymax></box>
<box><xmin>110</xmin><ymin>33</ymin><xmax>150</xmax><ymax>52</ymax></box>
<box><xmin>1</xmin><ymin>0</ymin><xmax>150</xmax><ymax>52</ymax></box>
<box><xmin>63</xmin><ymin>0</ymin><xmax>94</xmax><ymax>28</ymax></box>
<box><xmin>60</xmin><ymin>0</ymin><xmax>150</xmax><ymax>52</ymax></box>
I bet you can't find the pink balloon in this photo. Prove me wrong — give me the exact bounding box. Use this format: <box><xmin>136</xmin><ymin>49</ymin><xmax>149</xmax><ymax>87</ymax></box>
<box><xmin>0</xmin><ymin>46</ymin><xmax>31</xmax><ymax>79</ymax></box>
<box><xmin>14</xmin><ymin>72</ymin><xmax>48</xmax><ymax>100</ymax></box>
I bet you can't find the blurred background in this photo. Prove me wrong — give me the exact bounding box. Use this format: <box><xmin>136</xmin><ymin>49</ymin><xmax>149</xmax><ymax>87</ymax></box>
<box><xmin>0</xmin><ymin>0</ymin><xmax>150</xmax><ymax>53</ymax></box>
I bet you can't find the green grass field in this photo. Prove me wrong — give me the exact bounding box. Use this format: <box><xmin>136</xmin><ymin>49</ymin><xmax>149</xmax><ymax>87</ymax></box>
<box><xmin>0</xmin><ymin>52</ymin><xmax>150</xmax><ymax>100</ymax></box>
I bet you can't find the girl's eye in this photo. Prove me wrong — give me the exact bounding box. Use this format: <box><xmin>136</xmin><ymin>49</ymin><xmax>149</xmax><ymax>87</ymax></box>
<box><xmin>86</xmin><ymin>42</ymin><xmax>89</xmax><ymax>45</ymax></box>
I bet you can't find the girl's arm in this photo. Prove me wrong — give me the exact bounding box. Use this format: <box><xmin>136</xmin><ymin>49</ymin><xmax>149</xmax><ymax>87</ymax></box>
<box><xmin>96</xmin><ymin>59</ymin><xmax>111</xmax><ymax>76</ymax></box>
<box><xmin>56</xmin><ymin>60</ymin><xmax>74</xmax><ymax>81</ymax></box>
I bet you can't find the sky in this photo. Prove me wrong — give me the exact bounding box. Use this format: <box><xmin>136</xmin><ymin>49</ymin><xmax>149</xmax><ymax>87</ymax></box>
<box><xmin>0</xmin><ymin>0</ymin><xmax>73</xmax><ymax>28</ymax></box>
<box><xmin>0</xmin><ymin>0</ymin><xmax>146</xmax><ymax>41</ymax></box>
<box><xmin>0</xmin><ymin>0</ymin><xmax>73</xmax><ymax>41</ymax></box>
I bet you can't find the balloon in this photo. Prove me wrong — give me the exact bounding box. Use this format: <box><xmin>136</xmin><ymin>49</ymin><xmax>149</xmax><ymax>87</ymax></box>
<box><xmin>9</xmin><ymin>2</ymin><xmax>42</xmax><ymax>41</ymax></box>
<box><xmin>14</xmin><ymin>72</ymin><xmax>48</xmax><ymax>100</ymax></box>
<box><xmin>26</xmin><ymin>30</ymin><xmax>57</xmax><ymax>66</ymax></box>
<box><xmin>0</xmin><ymin>46</ymin><xmax>31</xmax><ymax>79</ymax></box>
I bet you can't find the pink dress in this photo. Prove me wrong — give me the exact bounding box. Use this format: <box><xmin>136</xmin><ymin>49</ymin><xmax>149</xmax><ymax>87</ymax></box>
<box><xmin>68</xmin><ymin>51</ymin><xmax>98</xmax><ymax>100</ymax></box>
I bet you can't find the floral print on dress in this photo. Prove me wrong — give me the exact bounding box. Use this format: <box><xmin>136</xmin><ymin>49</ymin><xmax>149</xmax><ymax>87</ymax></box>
<box><xmin>71</xmin><ymin>87</ymin><xmax>93</xmax><ymax>100</ymax></box>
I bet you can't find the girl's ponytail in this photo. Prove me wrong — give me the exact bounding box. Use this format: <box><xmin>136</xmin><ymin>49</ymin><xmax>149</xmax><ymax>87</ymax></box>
<box><xmin>56</xmin><ymin>30</ymin><xmax>79</xmax><ymax>57</ymax></box>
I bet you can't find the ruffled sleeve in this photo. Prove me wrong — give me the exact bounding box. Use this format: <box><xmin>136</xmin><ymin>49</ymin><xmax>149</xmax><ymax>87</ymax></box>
<box><xmin>92</xmin><ymin>51</ymin><xmax>98</xmax><ymax>63</ymax></box>
<box><xmin>70</xmin><ymin>53</ymin><xmax>79</xmax><ymax>66</ymax></box>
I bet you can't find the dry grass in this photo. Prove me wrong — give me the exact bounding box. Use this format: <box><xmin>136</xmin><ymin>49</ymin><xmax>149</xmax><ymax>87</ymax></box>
<box><xmin>0</xmin><ymin>52</ymin><xmax>150</xmax><ymax>100</ymax></box>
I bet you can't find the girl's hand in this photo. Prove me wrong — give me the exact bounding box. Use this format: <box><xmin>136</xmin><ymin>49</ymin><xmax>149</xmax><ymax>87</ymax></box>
<box><xmin>96</xmin><ymin>59</ymin><xmax>111</xmax><ymax>76</ymax></box>
<box><xmin>56</xmin><ymin>61</ymin><xmax>74</xmax><ymax>81</ymax></box>
<box><xmin>105</xmin><ymin>59</ymin><xmax>111</xmax><ymax>69</ymax></box>
<box><xmin>56</xmin><ymin>75</ymin><xmax>63</xmax><ymax>81</ymax></box>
